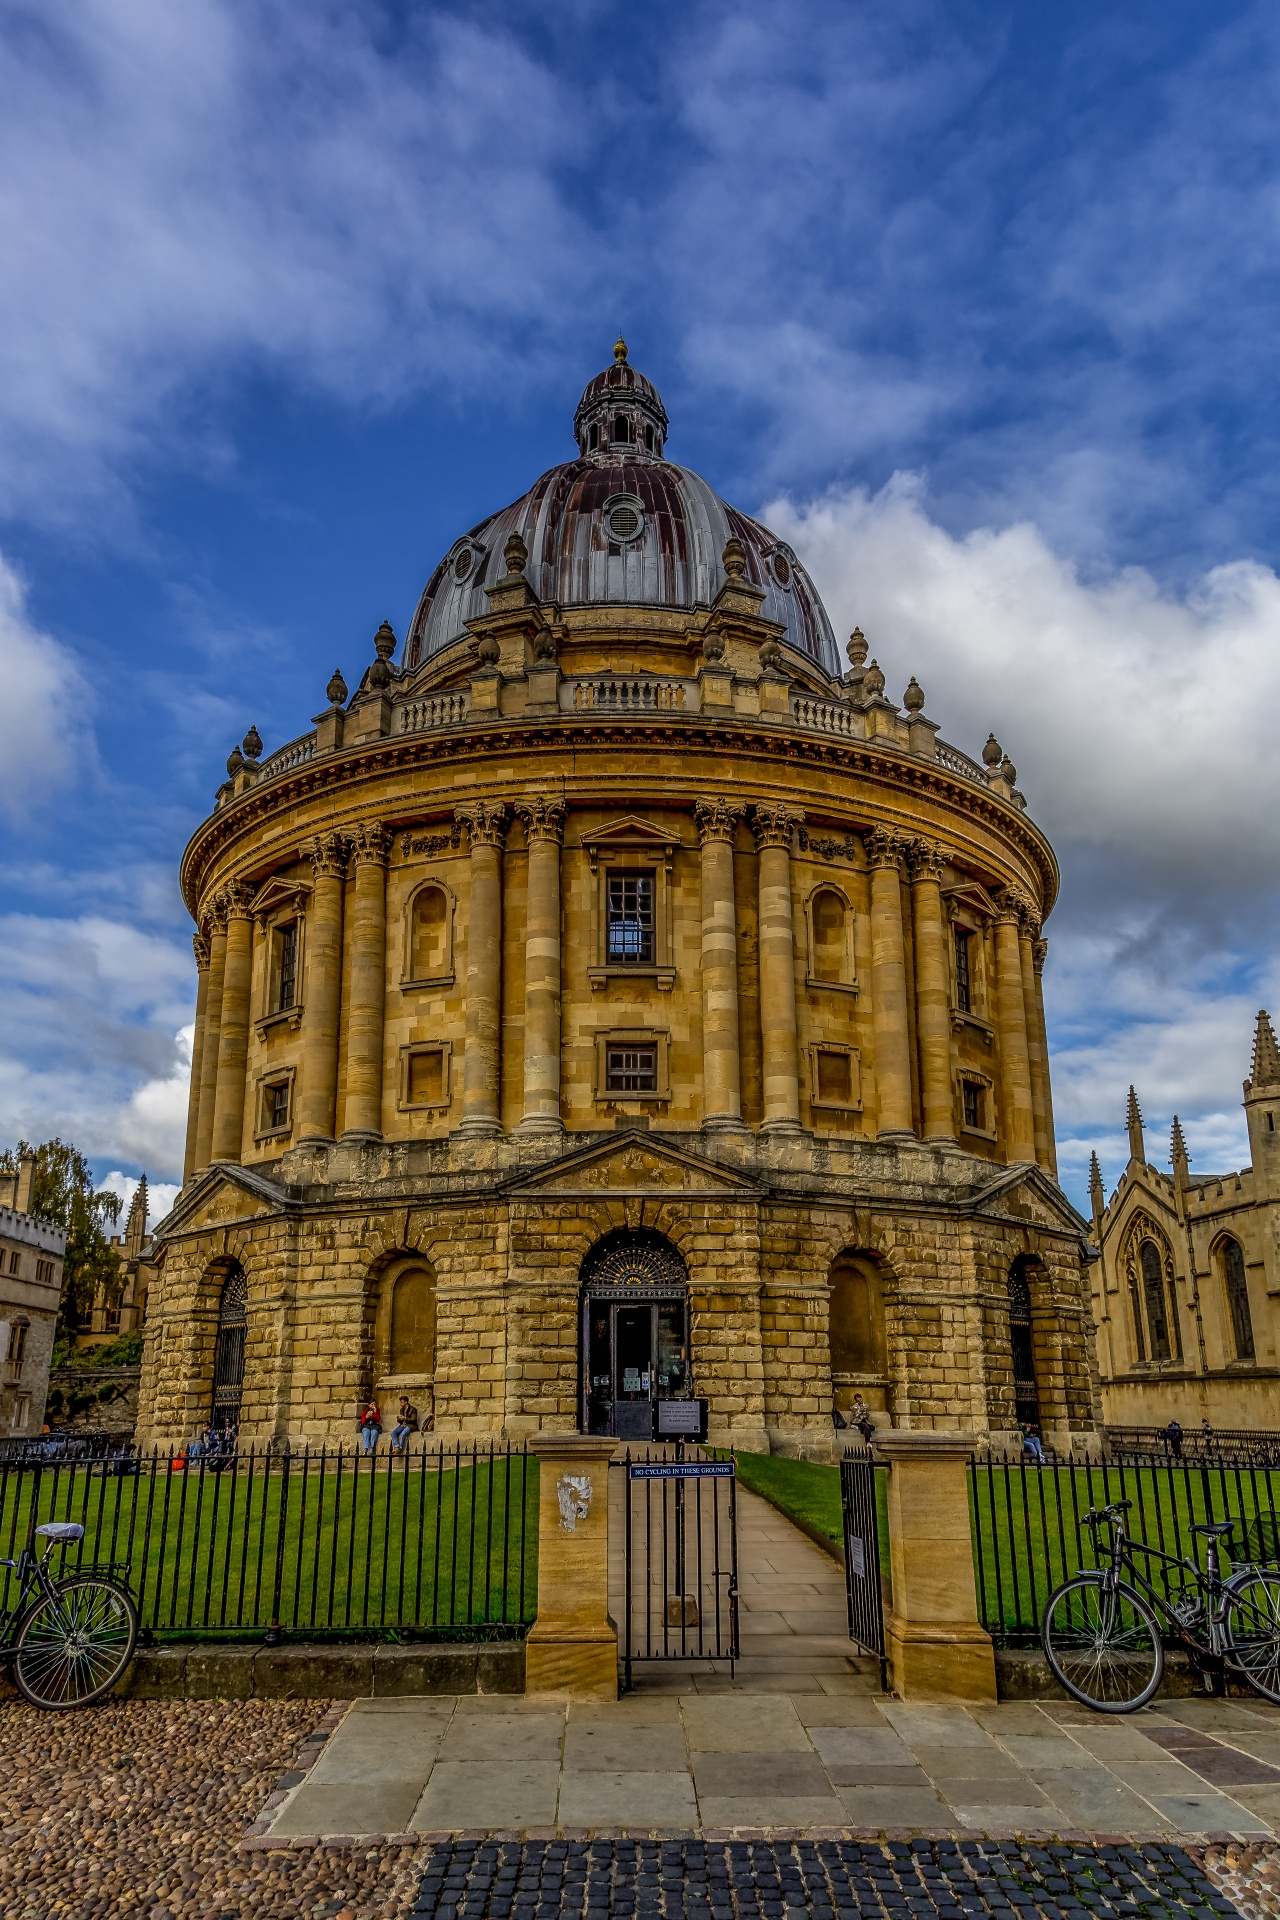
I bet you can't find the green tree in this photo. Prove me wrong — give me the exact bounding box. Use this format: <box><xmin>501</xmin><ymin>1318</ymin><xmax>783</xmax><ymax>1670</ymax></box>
<box><xmin>0</xmin><ymin>1138</ymin><xmax>122</xmax><ymax>1336</ymax></box>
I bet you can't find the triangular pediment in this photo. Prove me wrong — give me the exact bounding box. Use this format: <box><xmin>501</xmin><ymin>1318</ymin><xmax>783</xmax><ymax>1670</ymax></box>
<box><xmin>942</xmin><ymin>877</ymin><xmax>999</xmax><ymax>920</ymax></box>
<box><xmin>252</xmin><ymin>874</ymin><xmax>312</xmax><ymax>924</ymax></box>
<box><xmin>153</xmin><ymin>1161</ymin><xmax>297</xmax><ymax>1240</ymax></box>
<box><xmin>580</xmin><ymin>815</ymin><xmax>684</xmax><ymax>858</ymax></box>
<box><xmin>970</xmin><ymin>1162</ymin><xmax>1091</xmax><ymax>1237</ymax></box>
<box><xmin>502</xmin><ymin>1132</ymin><xmax>763</xmax><ymax>1199</ymax></box>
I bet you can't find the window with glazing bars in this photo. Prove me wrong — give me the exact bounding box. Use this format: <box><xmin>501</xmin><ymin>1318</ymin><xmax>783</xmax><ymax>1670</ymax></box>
<box><xmin>954</xmin><ymin>929</ymin><xmax>971</xmax><ymax>1013</ymax></box>
<box><xmin>267</xmin><ymin>1081</ymin><xmax>290</xmax><ymax>1130</ymax></box>
<box><xmin>962</xmin><ymin>1081</ymin><xmax>984</xmax><ymax>1130</ymax></box>
<box><xmin>606</xmin><ymin>1046</ymin><xmax>658</xmax><ymax>1093</ymax></box>
<box><xmin>277</xmin><ymin>923</ymin><xmax>298</xmax><ymax>1011</ymax></box>
<box><xmin>607</xmin><ymin>872</ymin><xmax>655</xmax><ymax>964</ymax></box>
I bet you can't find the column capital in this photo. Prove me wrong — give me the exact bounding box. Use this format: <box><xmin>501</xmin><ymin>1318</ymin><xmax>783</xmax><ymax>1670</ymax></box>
<box><xmin>906</xmin><ymin>836</ymin><xmax>945</xmax><ymax>883</ymax></box>
<box><xmin>751</xmin><ymin>803</ymin><xmax>804</xmax><ymax>851</ymax></box>
<box><xmin>193</xmin><ymin>931</ymin><xmax>211</xmax><ymax>972</ymax></box>
<box><xmin>515</xmin><ymin>796</ymin><xmax>566</xmax><ymax>844</ymax></box>
<box><xmin>455</xmin><ymin>800</ymin><xmax>509</xmax><ymax>849</ymax></box>
<box><xmin>203</xmin><ymin>894</ymin><xmax>229</xmax><ymax>936</ymax></box>
<box><xmin>307</xmin><ymin>830</ymin><xmax>350</xmax><ymax>881</ymax></box>
<box><xmin>350</xmin><ymin>820</ymin><xmax>393</xmax><ymax>868</ymax></box>
<box><xmin>994</xmin><ymin>884</ymin><xmax>1035</xmax><ymax>929</ymax></box>
<box><xmin>1032</xmin><ymin>937</ymin><xmax>1048</xmax><ymax>977</ymax></box>
<box><xmin>694</xmin><ymin>797</ymin><xmax>744</xmax><ymax>846</ymax></box>
<box><xmin>864</xmin><ymin>824</ymin><xmax>906</xmax><ymax>872</ymax></box>
<box><xmin>217</xmin><ymin>880</ymin><xmax>255</xmax><ymax>922</ymax></box>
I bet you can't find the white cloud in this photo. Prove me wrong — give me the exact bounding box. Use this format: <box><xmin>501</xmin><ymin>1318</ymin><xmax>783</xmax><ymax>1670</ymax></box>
<box><xmin>100</xmin><ymin>1168</ymin><xmax>180</xmax><ymax>1231</ymax></box>
<box><xmin>0</xmin><ymin>554</ymin><xmax>93</xmax><ymax>819</ymax></box>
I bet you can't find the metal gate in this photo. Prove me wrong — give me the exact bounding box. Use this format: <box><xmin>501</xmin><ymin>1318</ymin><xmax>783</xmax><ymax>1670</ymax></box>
<box><xmin>619</xmin><ymin>1451</ymin><xmax>739</xmax><ymax>1689</ymax></box>
<box><xmin>840</xmin><ymin>1447</ymin><xmax>888</xmax><ymax>1687</ymax></box>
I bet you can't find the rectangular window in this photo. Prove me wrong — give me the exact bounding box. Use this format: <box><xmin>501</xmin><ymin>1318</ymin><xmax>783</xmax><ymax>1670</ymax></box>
<box><xmin>34</xmin><ymin>1259</ymin><xmax>54</xmax><ymax>1285</ymax></box>
<box><xmin>606</xmin><ymin>872</ymin><xmax>655</xmax><ymax>964</ymax></box>
<box><xmin>606</xmin><ymin>1045</ymin><xmax>658</xmax><ymax>1093</ymax></box>
<box><xmin>815</xmin><ymin>1049</ymin><xmax>853</xmax><ymax>1106</ymax></box>
<box><xmin>408</xmin><ymin>1049</ymin><xmax>445</xmax><ymax>1105</ymax></box>
<box><xmin>954</xmin><ymin>930</ymin><xmax>971</xmax><ymax>1013</ymax></box>
<box><xmin>7</xmin><ymin>1250</ymin><xmax>18</xmax><ymax>1275</ymax></box>
<box><xmin>962</xmin><ymin>1081</ymin><xmax>984</xmax><ymax>1131</ymax></box>
<box><xmin>260</xmin><ymin>1079</ymin><xmax>291</xmax><ymax>1134</ymax></box>
<box><xmin>276</xmin><ymin>922</ymin><xmax>298</xmax><ymax>1012</ymax></box>
<box><xmin>7</xmin><ymin>1323</ymin><xmax>26</xmax><ymax>1371</ymax></box>
<box><xmin>104</xmin><ymin>1308</ymin><xmax>121</xmax><ymax>1333</ymax></box>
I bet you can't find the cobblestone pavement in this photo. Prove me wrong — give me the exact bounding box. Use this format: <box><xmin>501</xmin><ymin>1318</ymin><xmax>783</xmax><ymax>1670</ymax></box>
<box><xmin>408</xmin><ymin>1839</ymin><xmax>1242</xmax><ymax>1920</ymax></box>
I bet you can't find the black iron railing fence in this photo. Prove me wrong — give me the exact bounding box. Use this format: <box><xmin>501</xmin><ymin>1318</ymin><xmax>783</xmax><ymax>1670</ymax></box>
<box><xmin>0</xmin><ymin>1443</ymin><xmax>538</xmax><ymax>1641</ymax></box>
<box><xmin>1104</xmin><ymin>1426</ymin><xmax>1280</xmax><ymax>1468</ymax></box>
<box><xmin>969</xmin><ymin>1454</ymin><xmax>1280</xmax><ymax>1646</ymax></box>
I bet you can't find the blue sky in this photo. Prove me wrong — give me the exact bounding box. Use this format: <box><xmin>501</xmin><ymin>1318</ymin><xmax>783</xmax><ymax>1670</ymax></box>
<box><xmin>1</xmin><ymin>0</ymin><xmax>1279</xmax><ymax>1221</ymax></box>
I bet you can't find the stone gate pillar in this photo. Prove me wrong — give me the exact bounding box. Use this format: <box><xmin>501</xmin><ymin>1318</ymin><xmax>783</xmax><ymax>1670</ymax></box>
<box><xmin>525</xmin><ymin>1433</ymin><xmax>618</xmax><ymax>1698</ymax></box>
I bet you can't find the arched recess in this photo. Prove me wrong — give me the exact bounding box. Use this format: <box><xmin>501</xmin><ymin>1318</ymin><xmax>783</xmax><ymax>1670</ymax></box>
<box><xmin>1007</xmin><ymin>1255</ymin><xmax>1044</xmax><ymax>1430</ymax></box>
<box><xmin>373</xmin><ymin>1255</ymin><xmax>438</xmax><ymax>1428</ymax></box>
<box><xmin>578</xmin><ymin>1227</ymin><xmax>689</xmax><ymax>1439</ymax></box>
<box><xmin>1218</xmin><ymin>1234</ymin><xmax>1256</xmax><ymax>1361</ymax></box>
<box><xmin>827</xmin><ymin>1249</ymin><xmax>891</xmax><ymax>1418</ymax></box>
<box><xmin>403</xmin><ymin>880</ymin><xmax>454</xmax><ymax>984</ymax></box>
<box><xmin>210</xmin><ymin>1261</ymin><xmax>247</xmax><ymax>1431</ymax></box>
<box><xmin>807</xmin><ymin>885</ymin><xmax>855</xmax><ymax>988</ymax></box>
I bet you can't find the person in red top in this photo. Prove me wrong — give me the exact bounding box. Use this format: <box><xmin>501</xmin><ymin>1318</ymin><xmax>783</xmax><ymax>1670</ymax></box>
<box><xmin>359</xmin><ymin>1400</ymin><xmax>382</xmax><ymax>1455</ymax></box>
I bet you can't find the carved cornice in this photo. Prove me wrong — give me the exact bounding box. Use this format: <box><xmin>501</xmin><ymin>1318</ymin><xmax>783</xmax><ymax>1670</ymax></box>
<box><xmin>454</xmin><ymin>800</ymin><xmax>509</xmax><ymax>849</ymax></box>
<box><xmin>193</xmin><ymin>932</ymin><xmax>211</xmax><ymax>972</ymax></box>
<box><xmin>350</xmin><ymin>820</ymin><xmax>393</xmax><ymax>868</ymax></box>
<box><xmin>751</xmin><ymin>803</ymin><xmax>804</xmax><ymax>851</ymax></box>
<box><xmin>907</xmin><ymin>837</ymin><xmax>945</xmax><ymax>883</ymax></box>
<box><xmin>694</xmin><ymin>798</ymin><xmax>744</xmax><ymax>846</ymax></box>
<box><xmin>307</xmin><ymin>831</ymin><xmax>350</xmax><ymax>882</ymax></box>
<box><xmin>864</xmin><ymin>825</ymin><xmax>906</xmax><ymax>872</ymax></box>
<box><xmin>514</xmin><ymin>797</ymin><xmax>566</xmax><ymax>845</ymax></box>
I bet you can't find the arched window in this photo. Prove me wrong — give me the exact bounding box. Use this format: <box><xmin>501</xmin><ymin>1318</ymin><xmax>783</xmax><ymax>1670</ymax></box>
<box><xmin>1223</xmin><ymin>1236</ymin><xmax>1255</xmax><ymax>1360</ymax></box>
<box><xmin>390</xmin><ymin>1267</ymin><xmax>436</xmax><ymax>1376</ymax></box>
<box><xmin>211</xmin><ymin>1264</ymin><xmax>247</xmax><ymax>1429</ymax></box>
<box><xmin>588</xmin><ymin>422</ymin><xmax>599</xmax><ymax>451</ymax></box>
<box><xmin>811</xmin><ymin>889</ymin><xmax>849</xmax><ymax>983</ymax></box>
<box><xmin>828</xmin><ymin>1254</ymin><xmax>887</xmax><ymax>1379</ymax></box>
<box><xmin>1008</xmin><ymin>1259</ymin><xmax>1041</xmax><ymax>1428</ymax></box>
<box><xmin>409</xmin><ymin>884</ymin><xmax>449</xmax><ymax>980</ymax></box>
<box><xmin>612</xmin><ymin>414</ymin><xmax>631</xmax><ymax>443</ymax></box>
<box><xmin>1140</xmin><ymin>1240</ymin><xmax>1171</xmax><ymax>1361</ymax></box>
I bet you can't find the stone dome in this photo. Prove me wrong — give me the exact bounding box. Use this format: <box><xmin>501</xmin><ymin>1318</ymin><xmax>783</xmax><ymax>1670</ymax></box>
<box><xmin>404</xmin><ymin>345</ymin><xmax>841</xmax><ymax>677</ymax></box>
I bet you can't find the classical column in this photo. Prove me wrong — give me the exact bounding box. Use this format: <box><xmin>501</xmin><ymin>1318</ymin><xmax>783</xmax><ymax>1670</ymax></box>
<box><xmin>194</xmin><ymin>898</ymin><xmax>228</xmax><ymax>1172</ymax></box>
<box><xmin>455</xmin><ymin>801</ymin><xmax>509</xmax><ymax>1137</ymax></box>
<box><xmin>297</xmin><ymin>832</ymin><xmax>349</xmax><ymax>1144</ymax></box>
<box><xmin>908</xmin><ymin>838</ymin><xmax>956</xmax><ymax>1142</ymax></box>
<box><xmin>516</xmin><ymin>797</ymin><xmax>565</xmax><ymax>1134</ymax></box>
<box><xmin>993</xmin><ymin>891</ymin><xmax>1036</xmax><ymax>1164</ymax></box>
<box><xmin>695</xmin><ymin>799</ymin><xmax>745</xmax><ymax>1130</ymax></box>
<box><xmin>183</xmin><ymin>933</ymin><xmax>211</xmax><ymax>1183</ymax></box>
<box><xmin>866</xmin><ymin>826</ymin><xmax>913</xmax><ymax>1138</ymax></box>
<box><xmin>1031</xmin><ymin>934</ymin><xmax>1058</xmax><ymax>1177</ymax></box>
<box><xmin>211</xmin><ymin>884</ymin><xmax>255</xmax><ymax>1164</ymax></box>
<box><xmin>752</xmin><ymin>803</ymin><xmax>803</xmax><ymax>1134</ymax></box>
<box><xmin>343</xmin><ymin>822</ymin><xmax>392</xmax><ymax>1141</ymax></box>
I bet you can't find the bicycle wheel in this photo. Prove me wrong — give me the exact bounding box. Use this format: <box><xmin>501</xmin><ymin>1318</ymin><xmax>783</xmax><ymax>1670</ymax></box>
<box><xmin>1042</xmin><ymin>1573</ymin><xmax>1164</xmax><ymax>1712</ymax></box>
<box><xmin>12</xmin><ymin>1576</ymin><xmax>138</xmax><ymax>1709</ymax></box>
<box><xmin>1225</xmin><ymin>1569</ymin><xmax>1280</xmax><ymax>1705</ymax></box>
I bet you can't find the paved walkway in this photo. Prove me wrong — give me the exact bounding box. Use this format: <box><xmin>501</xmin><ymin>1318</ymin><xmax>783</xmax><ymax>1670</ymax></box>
<box><xmin>259</xmin><ymin>1486</ymin><xmax>1280</xmax><ymax>1845</ymax></box>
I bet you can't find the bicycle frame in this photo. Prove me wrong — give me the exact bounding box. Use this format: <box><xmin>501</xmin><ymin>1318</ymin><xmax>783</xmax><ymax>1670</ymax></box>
<box><xmin>1088</xmin><ymin>1509</ymin><xmax>1243</xmax><ymax>1659</ymax></box>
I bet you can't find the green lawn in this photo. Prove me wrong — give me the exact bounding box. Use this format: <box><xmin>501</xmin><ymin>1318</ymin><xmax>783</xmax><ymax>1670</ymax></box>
<box><xmin>0</xmin><ymin>1452</ymin><xmax>539</xmax><ymax>1640</ymax></box>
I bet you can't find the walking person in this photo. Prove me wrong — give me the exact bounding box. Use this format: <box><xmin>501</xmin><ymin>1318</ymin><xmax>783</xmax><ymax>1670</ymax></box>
<box><xmin>390</xmin><ymin>1395</ymin><xmax>418</xmax><ymax>1455</ymax></box>
<box><xmin>1164</xmin><ymin>1418</ymin><xmax>1184</xmax><ymax>1459</ymax></box>
<box><xmin>358</xmin><ymin>1398</ymin><xmax>382</xmax><ymax>1456</ymax></box>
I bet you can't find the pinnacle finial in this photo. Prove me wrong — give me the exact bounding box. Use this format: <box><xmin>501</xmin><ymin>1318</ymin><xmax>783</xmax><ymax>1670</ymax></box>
<box><xmin>1089</xmin><ymin>1150</ymin><xmax>1105</xmax><ymax>1213</ymax></box>
<box><xmin>1127</xmin><ymin>1085</ymin><xmax>1145</xmax><ymax>1164</ymax></box>
<box><xmin>614</xmin><ymin>335</ymin><xmax>628</xmax><ymax>364</ymax></box>
<box><xmin>1171</xmin><ymin>1115</ymin><xmax>1189</xmax><ymax>1161</ymax></box>
<box><xmin>1252</xmin><ymin>1010</ymin><xmax>1280</xmax><ymax>1088</ymax></box>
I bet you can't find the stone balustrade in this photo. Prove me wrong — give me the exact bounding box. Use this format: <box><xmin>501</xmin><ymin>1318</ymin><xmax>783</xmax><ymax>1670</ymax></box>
<box><xmin>790</xmin><ymin>693</ymin><xmax>864</xmax><ymax>738</ymax></box>
<box><xmin>562</xmin><ymin>676</ymin><xmax>696</xmax><ymax>713</ymax></box>
<box><xmin>400</xmin><ymin>691</ymin><xmax>470</xmax><ymax>733</ymax></box>
<box><xmin>256</xmin><ymin>732</ymin><xmax>316</xmax><ymax>781</ymax></box>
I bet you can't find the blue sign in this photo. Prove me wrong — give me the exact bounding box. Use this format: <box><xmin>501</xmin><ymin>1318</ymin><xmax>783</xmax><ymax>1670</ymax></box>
<box><xmin>628</xmin><ymin>1462</ymin><xmax>735</xmax><ymax>1480</ymax></box>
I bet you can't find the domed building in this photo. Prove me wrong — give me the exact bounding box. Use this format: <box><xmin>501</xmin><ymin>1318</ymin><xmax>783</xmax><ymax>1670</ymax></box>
<box><xmin>138</xmin><ymin>344</ymin><xmax>1100</xmax><ymax>1456</ymax></box>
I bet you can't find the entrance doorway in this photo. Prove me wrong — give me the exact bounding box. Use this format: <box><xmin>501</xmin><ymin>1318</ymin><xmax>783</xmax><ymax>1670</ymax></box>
<box><xmin>579</xmin><ymin>1228</ymin><xmax>690</xmax><ymax>1439</ymax></box>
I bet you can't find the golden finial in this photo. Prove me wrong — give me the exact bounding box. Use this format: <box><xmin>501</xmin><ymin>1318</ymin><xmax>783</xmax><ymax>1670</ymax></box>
<box><xmin>613</xmin><ymin>335</ymin><xmax>628</xmax><ymax>364</ymax></box>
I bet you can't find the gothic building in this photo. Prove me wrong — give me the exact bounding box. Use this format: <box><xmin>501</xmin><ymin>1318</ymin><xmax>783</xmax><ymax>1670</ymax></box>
<box><xmin>138</xmin><ymin>344</ymin><xmax>1099</xmax><ymax>1456</ymax></box>
<box><xmin>1090</xmin><ymin>1012</ymin><xmax>1280</xmax><ymax>1431</ymax></box>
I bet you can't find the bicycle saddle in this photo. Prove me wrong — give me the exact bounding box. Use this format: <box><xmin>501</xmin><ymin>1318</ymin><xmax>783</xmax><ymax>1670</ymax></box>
<box><xmin>34</xmin><ymin>1522</ymin><xmax>84</xmax><ymax>1541</ymax></box>
<box><xmin>1191</xmin><ymin>1520</ymin><xmax>1236</xmax><ymax>1536</ymax></box>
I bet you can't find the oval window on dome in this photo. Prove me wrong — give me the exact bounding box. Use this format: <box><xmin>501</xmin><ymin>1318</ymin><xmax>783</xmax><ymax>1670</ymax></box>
<box><xmin>453</xmin><ymin>547</ymin><xmax>474</xmax><ymax>581</ymax></box>
<box><xmin>604</xmin><ymin>497</ymin><xmax>644</xmax><ymax>545</ymax></box>
<box><xmin>771</xmin><ymin>550</ymin><xmax>792</xmax><ymax>587</ymax></box>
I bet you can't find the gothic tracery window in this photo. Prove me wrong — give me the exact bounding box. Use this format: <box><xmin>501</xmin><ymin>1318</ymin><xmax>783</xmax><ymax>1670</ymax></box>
<box><xmin>1223</xmin><ymin>1236</ymin><xmax>1256</xmax><ymax>1361</ymax></box>
<box><xmin>1140</xmin><ymin>1239</ymin><xmax>1173</xmax><ymax>1361</ymax></box>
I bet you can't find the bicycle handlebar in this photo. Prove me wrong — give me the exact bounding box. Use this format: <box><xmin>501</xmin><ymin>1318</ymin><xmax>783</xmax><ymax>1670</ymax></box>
<box><xmin>1083</xmin><ymin>1501</ymin><xmax>1132</xmax><ymax>1527</ymax></box>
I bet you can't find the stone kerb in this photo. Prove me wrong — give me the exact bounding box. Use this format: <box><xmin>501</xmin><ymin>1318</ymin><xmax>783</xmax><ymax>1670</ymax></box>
<box><xmin>524</xmin><ymin>1433</ymin><xmax>618</xmax><ymax>1699</ymax></box>
<box><xmin>873</xmin><ymin>1427</ymin><xmax>997</xmax><ymax>1704</ymax></box>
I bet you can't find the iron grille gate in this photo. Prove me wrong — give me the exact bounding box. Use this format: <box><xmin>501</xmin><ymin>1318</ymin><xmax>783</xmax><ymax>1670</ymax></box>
<box><xmin>618</xmin><ymin>1452</ymin><xmax>739</xmax><ymax>1690</ymax></box>
<box><xmin>840</xmin><ymin>1447</ymin><xmax>888</xmax><ymax>1687</ymax></box>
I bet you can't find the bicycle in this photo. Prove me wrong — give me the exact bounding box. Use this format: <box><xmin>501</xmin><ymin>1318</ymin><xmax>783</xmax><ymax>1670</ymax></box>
<box><xmin>0</xmin><ymin>1520</ymin><xmax>138</xmax><ymax>1709</ymax></box>
<box><xmin>1040</xmin><ymin>1499</ymin><xmax>1280</xmax><ymax>1713</ymax></box>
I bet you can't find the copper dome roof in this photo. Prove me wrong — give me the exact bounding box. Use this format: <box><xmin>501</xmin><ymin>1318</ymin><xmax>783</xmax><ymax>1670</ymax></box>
<box><xmin>404</xmin><ymin>350</ymin><xmax>840</xmax><ymax>677</ymax></box>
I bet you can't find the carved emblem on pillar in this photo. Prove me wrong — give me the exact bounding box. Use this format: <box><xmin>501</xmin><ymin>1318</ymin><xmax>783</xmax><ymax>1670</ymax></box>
<box><xmin>750</xmin><ymin>803</ymin><xmax>804</xmax><ymax>850</ymax></box>
<box><xmin>454</xmin><ymin>800</ymin><xmax>510</xmax><ymax>848</ymax></box>
<box><xmin>307</xmin><ymin>831</ymin><xmax>350</xmax><ymax>881</ymax></box>
<box><xmin>694</xmin><ymin>798</ymin><xmax>743</xmax><ymax>844</ymax></box>
<box><xmin>864</xmin><ymin>824</ymin><xmax>906</xmax><ymax>871</ymax></box>
<box><xmin>350</xmin><ymin>821</ymin><xmax>393</xmax><ymax>867</ymax></box>
<box><xmin>906</xmin><ymin>837</ymin><xmax>946</xmax><ymax>883</ymax></box>
<box><xmin>515</xmin><ymin>797</ymin><xmax>566</xmax><ymax>844</ymax></box>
